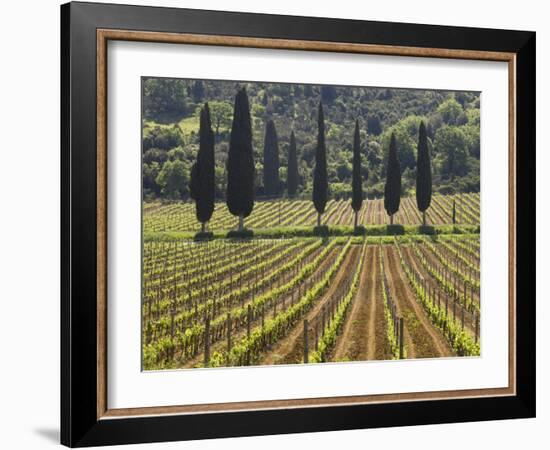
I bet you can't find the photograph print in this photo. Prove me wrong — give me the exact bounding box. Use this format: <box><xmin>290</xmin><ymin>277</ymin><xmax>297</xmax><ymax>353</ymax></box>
<box><xmin>141</xmin><ymin>77</ymin><xmax>481</xmax><ymax>371</ymax></box>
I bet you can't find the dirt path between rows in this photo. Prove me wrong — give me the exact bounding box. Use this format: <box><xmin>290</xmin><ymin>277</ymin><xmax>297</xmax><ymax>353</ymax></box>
<box><xmin>261</xmin><ymin>246</ymin><xmax>360</xmax><ymax>365</ymax></box>
<box><xmin>180</xmin><ymin>246</ymin><xmax>337</xmax><ymax>368</ymax></box>
<box><xmin>332</xmin><ymin>246</ymin><xmax>390</xmax><ymax>362</ymax></box>
<box><xmin>404</xmin><ymin>246</ymin><xmax>476</xmax><ymax>335</ymax></box>
<box><xmin>384</xmin><ymin>246</ymin><xmax>453</xmax><ymax>359</ymax></box>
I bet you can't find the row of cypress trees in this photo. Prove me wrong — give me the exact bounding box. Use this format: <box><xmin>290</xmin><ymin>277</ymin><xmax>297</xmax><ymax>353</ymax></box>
<box><xmin>189</xmin><ymin>87</ymin><xmax>433</xmax><ymax>233</ymax></box>
<box><xmin>384</xmin><ymin>121</ymin><xmax>432</xmax><ymax>226</ymax></box>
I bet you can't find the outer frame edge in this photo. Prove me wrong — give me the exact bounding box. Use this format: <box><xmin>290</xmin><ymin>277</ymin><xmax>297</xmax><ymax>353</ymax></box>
<box><xmin>61</xmin><ymin>2</ymin><xmax>536</xmax><ymax>446</ymax></box>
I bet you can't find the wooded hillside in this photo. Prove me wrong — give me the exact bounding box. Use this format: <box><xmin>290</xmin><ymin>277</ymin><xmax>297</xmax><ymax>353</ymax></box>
<box><xmin>142</xmin><ymin>78</ymin><xmax>480</xmax><ymax>201</ymax></box>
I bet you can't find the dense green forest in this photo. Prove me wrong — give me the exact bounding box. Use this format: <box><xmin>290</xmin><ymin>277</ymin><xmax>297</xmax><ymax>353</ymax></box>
<box><xmin>142</xmin><ymin>78</ymin><xmax>480</xmax><ymax>201</ymax></box>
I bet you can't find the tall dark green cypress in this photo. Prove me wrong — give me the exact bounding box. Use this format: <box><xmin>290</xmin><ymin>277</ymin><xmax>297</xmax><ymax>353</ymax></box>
<box><xmin>351</xmin><ymin>119</ymin><xmax>363</xmax><ymax>228</ymax></box>
<box><xmin>189</xmin><ymin>103</ymin><xmax>215</xmax><ymax>233</ymax></box>
<box><xmin>384</xmin><ymin>133</ymin><xmax>401</xmax><ymax>225</ymax></box>
<box><xmin>313</xmin><ymin>102</ymin><xmax>328</xmax><ymax>226</ymax></box>
<box><xmin>416</xmin><ymin>121</ymin><xmax>432</xmax><ymax>226</ymax></box>
<box><xmin>226</xmin><ymin>88</ymin><xmax>255</xmax><ymax>231</ymax></box>
<box><xmin>287</xmin><ymin>130</ymin><xmax>299</xmax><ymax>197</ymax></box>
<box><xmin>262</xmin><ymin>119</ymin><xmax>280</xmax><ymax>196</ymax></box>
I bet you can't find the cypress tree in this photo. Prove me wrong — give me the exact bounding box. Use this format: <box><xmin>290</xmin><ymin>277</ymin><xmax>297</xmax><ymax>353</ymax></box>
<box><xmin>262</xmin><ymin>119</ymin><xmax>280</xmax><ymax>196</ymax></box>
<box><xmin>192</xmin><ymin>80</ymin><xmax>205</xmax><ymax>102</ymax></box>
<box><xmin>384</xmin><ymin>133</ymin><xmax>401</xmax><ymax>225</ymax></box>
<box><xmin>226</xmin><ymin>88</ymin><xmax>255</xmax><ymax>231</ymax></box>
<box><xmin>189</xmin><ymin>103</ymin><xmax>215</xmax><ymax>233</ymax></box>
<box><xmin>351</xmin><ymin>119</ymin><xmax>363</xmax><ymax>228</ymax></box>
<box><xmin>416</xmin><ymin>121</ymin><xmax>432</xmax><ymax>226</ymax></box>
<box><xmin>287</xmin><ymin>130</ymin><xmax>299</xmax><ymax>197</ymax></box>
<box><xmin>313</xmin><ymin>102</ymin><xmax>328</xmax><ymax>226</ymax></box>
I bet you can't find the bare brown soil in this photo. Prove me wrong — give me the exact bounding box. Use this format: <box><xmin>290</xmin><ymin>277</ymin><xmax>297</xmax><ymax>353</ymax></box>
<box><xmin>405</xmin><ymin>245</ymin><xmax>476</xmax><ymax>335</ymax></box>
<box><xmin>332</xmin><ymin>246</ymin><xmax>391</xmax><ymax>362</ymax></box>
<box><xmin>179</xmin><ymin>245</ymin><xmax>336</xmax><ymax>368</ymax></box>
<box><xmin>260</xmin><ymin>246</ymin><xmax>361</xmax><ymax>365</ymax></box>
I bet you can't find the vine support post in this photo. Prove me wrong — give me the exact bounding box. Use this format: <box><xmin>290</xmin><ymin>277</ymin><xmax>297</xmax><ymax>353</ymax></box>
<box><xmin>261</xmin><ymin>305</ymin><xmax>265</xmax><ymax>329</ymax></box>
<box><xmin>204</xmin><ymin>317</ymin><xmax>210</xmax><ymax>368</ymax></box>
<box><xmin>246</xmin><ymin>304</ymin><xmax>252</xmax><ymax>339</ymax></box>
<box><xmin>453</xmin><ymin>298</ymin><xmax>456</xmax><ymax>322</ymax></box>
<box><xmin>226</xmin><ymin>313</ymin><xmax>231</xmax><ymax>357</ymax></box>
<box><xmin>399</xmin><ymin>317</ymin><xmax>404</xmax><ymax>359</ymax></box>
<box><xmin>303</xmin><ymin>319</ymin><xmax>309</xmax><ymax>363</ymax></box>
<box><xmin>315</xmin><ymin>321</ymin><xmax>319</xmax><ymax>351</ymax></box>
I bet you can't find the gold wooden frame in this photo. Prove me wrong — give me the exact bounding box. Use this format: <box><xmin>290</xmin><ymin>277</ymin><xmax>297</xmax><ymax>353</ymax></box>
<box><xmin>96</xmin><ymin>29</ymin><xmax>516</xmax><ymax>420</ymax></box>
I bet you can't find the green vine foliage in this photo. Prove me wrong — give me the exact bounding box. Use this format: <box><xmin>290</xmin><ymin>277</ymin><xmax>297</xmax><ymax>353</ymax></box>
<box><xmin>394</xmin><ymin>237</ymin><xmax>480</xmax><ymax>356</ymax></box>
<box><xmin>214</xmin><ymin>239</ymin><xmax>353</xmax><ymax>367</ymax></box>
<box><xmin>310</xmin><ymin>241</ymin><xmax>367</xmax><ymax>362</ymax></box>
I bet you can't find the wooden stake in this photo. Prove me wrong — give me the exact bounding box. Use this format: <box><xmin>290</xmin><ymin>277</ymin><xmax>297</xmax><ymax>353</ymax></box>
<box><xmin>303</xmin><ymin>319</ymin><xmax>309</xmax><ymax>363</ymax></box>
<box><xmin>247</xmin><ymin>304</ymin><xmax>252</xmax><ymax>339</ymax></box>
<box><xmin>399</xmin><ymin>317</ymin><xmax>404</xmax><ymax>359</ymax></box>
<box><xmin>204</xmin><ymin>317</ymin><xmax>210</xmax><ymax>367</ymax></box>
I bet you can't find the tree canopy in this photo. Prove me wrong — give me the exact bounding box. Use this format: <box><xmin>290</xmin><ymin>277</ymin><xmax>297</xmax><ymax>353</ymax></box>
<box><xmin>142</xmin><ymin>78</ymin><xmax>480</xmax><ymax>202</ymax></box>
<box><xmin>189</xmin><ymin>103</ymin><xmax>215</xmax><ymax>230</ymax></box>
<box><xmin>226</xmin><ymin>88</ymin><xmax>255</xmax><ymax>226</ymax></box>
<box><xmin>416</xmin><ymin>121</ymin><xmax>432</xmax><ymax>225</ymax></box>
<box><xmin>287</xmin><ymin>130</ymin><xmax>299</xmax><ymax>197</ymax></box>
<box><xmin>351</xmin><ymin>119</ymin><xmax>363</xmax><ymax>227</ymax></box>
<box><xmin>263</xmin><ymin>119</ymin><xmax>280</xmax><ymax>196</ymax></box>
<box><xmin>313</xmin><ymin>102</ymin><xmax>328</xmax><ymax>225</ymax></box>
<box><xmin>384</xmin><ymin>133</ymin><xmax>401</xmax><ymax>223</ymax></box>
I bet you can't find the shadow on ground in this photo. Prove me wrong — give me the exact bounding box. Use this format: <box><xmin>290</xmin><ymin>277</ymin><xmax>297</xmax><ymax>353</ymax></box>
<box><xmin>34</xmin><ymin>428</ymin><xmax>59</xmax><ymax>444</ymax></box>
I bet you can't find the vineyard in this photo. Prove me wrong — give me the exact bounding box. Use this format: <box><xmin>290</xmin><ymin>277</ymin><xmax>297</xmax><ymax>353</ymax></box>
<box><xmin>141</xmin><ymin>78</ymin><xmax>482</xmax><ymax>370</ymax></box>
<box><xmin>142</xmin><ymin>234</ymin><xmax>481</xmax><ymax>370</ymax></box>
<box><xmin>143</xmin><ymin>193</ymin><xmax>480</xmax><ymax>233</ymax></box>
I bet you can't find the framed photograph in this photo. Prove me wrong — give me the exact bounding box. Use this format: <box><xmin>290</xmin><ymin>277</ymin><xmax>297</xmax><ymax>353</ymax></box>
<box><xmin>61</xmin><ymin>1</ymin><xmax>535</xmax><ymax>447</ymax></box>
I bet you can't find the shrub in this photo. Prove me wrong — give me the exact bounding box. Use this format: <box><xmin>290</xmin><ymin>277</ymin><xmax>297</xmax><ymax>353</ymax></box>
<box><xmin>353</xmin><ymin>225</ymin><xmax>366</xmax><ymax>236</ymax></box>
<box><xmin>418</xmin><ymin>225</ymin><xmax>436</xmax><ymax>235</ymax></box>
<box><xmin>386</xmin><ymin>224</ymin><xmax>405</xmax><ymax>235</ymax></box>
<box><xmin>193</xmin><ymin>231</ymin><xmax>214</xmax><ymax>241</ymax></box>
<box><xmin>313</xmin><ymin>225</ymin><xmax>330</xmax><ymax>237</ymax></box>
<box><xmin>226</xmin><ymin>228</ymin><xmax>254</xmax><ymax>239</ymax></box>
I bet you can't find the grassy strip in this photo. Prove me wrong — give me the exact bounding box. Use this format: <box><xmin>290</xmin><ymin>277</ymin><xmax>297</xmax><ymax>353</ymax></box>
<box><xmin>144</xmin><ymin>224</ymin><xmax>480</xmax><ymax>242</ymax></box>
